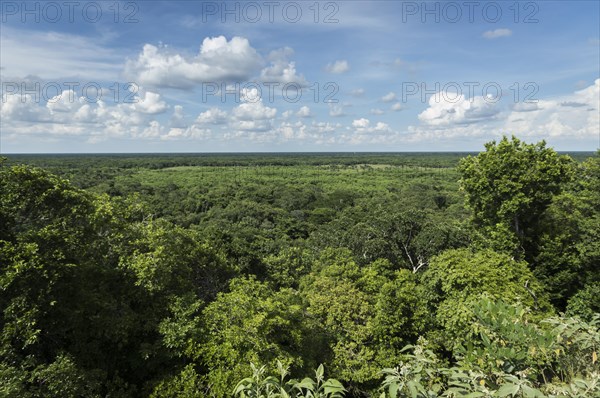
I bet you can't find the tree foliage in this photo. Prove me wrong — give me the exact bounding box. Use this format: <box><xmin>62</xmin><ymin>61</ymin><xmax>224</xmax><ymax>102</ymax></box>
<box><xmin>1</xmin><ymin>142</ymin><xmax>597</xmax><ymax>397</ymax></box>
<box><xmin>458</xmin><ymin>136</ymin><xmax>574</xmax><ymax>258</ymax></box>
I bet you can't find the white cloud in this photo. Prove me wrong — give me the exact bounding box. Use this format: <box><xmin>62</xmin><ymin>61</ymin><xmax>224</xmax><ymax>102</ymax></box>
<box><xmin>240</xmin><ymin>87</ymin><xmax>263</xmax><ymax>103</ymax></box>
<box><xmin>381</xmin><ymin>92</ymin><xmax>397</xmax><ymax>102</ymax></box>
<box><xmin>232</xmin><ymin>100</ymin><xmax>277</xmax><ymax>121</ymax></box>
<box><xmin>196</xmin><ymin>108</ymin><xmax>228</xmax><ymax>125</ymax></box>
<box><xmin>1</xmin><ymin>93</ymin><xmax>51</xmax><ymax>123</ymax></box>
<box><xmin>125</xmin><ymin>36</ymin><xmax>264</xmax><ymax>89</ymax></box>
<box><xmin>275</xmin><ymin>120</ymin><xmax>341</xmax><ymax>143</ymax></box>
<box><xmin>0</xmin><ymin>88</ymin><xmax>175</xmax><ymax>142</ymax></box>
<box><xmin>339</xmin><ymin>118</ymin><xmax>396</xmax><ymax>146</ymax></box>
<box><xmin>483</xmin><ymin>28</ymin><xmax>512</xmax><ymax>39</ymax></box>
<box><xmin>138</xmin><ymin>120</ymin><xmax>162</xmax><ymax>139</ymax></box>
<box><xmin>505</xmin><ymin>78</ymin><xmax>599</xmax><ymax>139</ymax></box>
<box><xmin>391</xmin><ymin>102</ymin><xmax>403</xmax><ymax>111</ymax></box>
<box><xmin>296</xmin><ymin>106</ymin><xmax>312</xmax><ymax>118</ymax></box>
<box><xmin>374</xmin><ymin>122</ymin><xmax>390</xmax><ymax>132</ymax></box>
<box><xmin>325</xmin><ymin>60</ymin><xmax>350</xmax><ymax>74</ymax></box>
<box><xmin>351</xmin><ymin>88</ymin><xmax>365</xmax><ymax>97</ymax></box>
<box><xmin>260</xmin><ymin>47</ymin><xmax>308</xmax><ymax>86</ymax></box>
<box><xmin>418</xmin><ymin>93</ymin><xmax>501</xmax><ymax>126</ymax></box>
<box><xmin>230</xmin><ymin>91</ymin><xmax>278</xmax><ymax>132</ymax></box>
<box><xmin>370</xmin><ymin>108</ymin><xmax>385</xmax><ymax>115</ymax></box>
<box><xmin>352</xmin><ymin>118</ymin><xmax>370</xmax><ymax>129</ymax></box>
<box><xmin>46</xmin><ymin>90</ymin><xmax>86</xmax><ymax>114</ymax></box>
<box><xmin>131</xmin><ymin>91</ymin><xmax>168</xmax><ymax>114</ymax></box>
<box><xmin>351</xmin><ymin>118</ymin><xmax>392</xmax><ymax>134</ymax></box>
<box><xmin>161</xmin><ymin>125</ymin><xmax>211</xmax><ymax>141</ymax></box>
<box><xmin>406</xmin><ymin>79</ymin><xmax>600</xmax><ymax>144</ymax></box>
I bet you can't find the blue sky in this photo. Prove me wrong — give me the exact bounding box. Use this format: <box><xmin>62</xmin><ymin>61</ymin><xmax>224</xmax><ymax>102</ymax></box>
<box><xmin>1</xmin><ymin>0</ymin><xmax>598</xmax><ymax>152</ymax></box>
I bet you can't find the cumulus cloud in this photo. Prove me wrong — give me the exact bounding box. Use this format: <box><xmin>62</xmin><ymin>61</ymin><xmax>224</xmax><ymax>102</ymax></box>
<box><xmin>370</xmin><ymin>108</ymin><xmax>385</xmax><ymax>115</ymax></box>
<box><xmin>296</xmin><ymin>106</ymin><xmax>312</xmax><ymax>118</ymax></box>
<box><xmin>391</xmin><ymin>102</ymin><xmax>403</xmax><ymax>111</ymax></box>
<box><xmin>406</xmin><ymin>79</ymin><xmax>599</xmax><ymax>144</ymax></box>
<box><xmin>336</xmin><ymin>117</ymin><xmax>396</xmax><ymax>146</ymax></box>
<box><xmin>232</xmin><ymin>98</ymin><xmax>277</xmax><ymax>121</ymax></box>
<box><xmin>483</xmin><ymin>28</ymin><xmax>512</xmax><ymax>39</ymax></box>
<box><xmin>124</xmin><ymin>36</ymin><xmax>264</xmax><ymax>89</ymax></box>
<box><xmin>505</xmin><ymin>78</ymin><xmax>599</xmax><ymax>139</ymax></box>
<box><xmin>381</xmin><ymin>92</ymin><xmax>397</xmax><ymax>102</ymax></box>
<box><xmin>260</xmin><ymin>47</ymin><xmax>308</xmax><ymax>86</ymax></box>
<box><xmin>229</xmin><ymin>88</ymin><xmax>278</xmax><ymax>132</ymax></box>
<box><xmin>350</xmin><ymin>88</ymin><xmax>365</xmax><ymax>97</ymax></box>
<box><xmin>196</xmin><ymin>107</ymin><xmax>228</xmax><ymax>125</ymax></box>
<box><xmin>161</xmin><ymin>125</ymin><xmax>211</xmax><ymax>141</ymax></box>
<box><xmin>0</xmin><ymin>88</ymin><xmax>177</xmax><ymax>142</ymax></box>
<box><xmin>232</xmin><ymin>102</ymin><xmax>277</xmax><ymax>121</ymax></box>
<box><xmin>1</xmin><ymin>93</ymin><xmax>51</xmax><ymax>123</ymax></box>
<box><xmin>352</xmin><ymin>118</ymin><xmax>370</xmax><ymax>129</ymax></box>
<box><xmin>131</xmin><ymin>91</ymin><xmax>169</xmax><ymax>114</ymax></box>
<box><xmin>351</xmin><ymin>118</ymin><xmax>391</xmax><ymax>133</ymax></box>
<box><xmin>418</xmin><ymin>93</ymin><xmax>501</xmax><ymax>126</ymax></box>
<box><xmin>276</xmin><ymin>120</ymin><xmax>341</xmax><ymax>143</ymax></box>
<box><xmin>1</xmin><ymin>80</ymin><xmax>280</xmax><ymax>142</ymax></box>
<box><xmin>325</xmin><ymin>60</ymin><xmax>349</xmax><ymax>74</ymax></box>
<box><xmin>0</xmin><ymin>83</ymin><xmax>275</xmax><ymax>143</ymax></box>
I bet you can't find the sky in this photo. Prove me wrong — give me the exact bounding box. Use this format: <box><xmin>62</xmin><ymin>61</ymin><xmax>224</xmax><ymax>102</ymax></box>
<box><xmin>0</xmin><ymin>0</ymin><xmax>599</xmax><ymax>153</ymax></box>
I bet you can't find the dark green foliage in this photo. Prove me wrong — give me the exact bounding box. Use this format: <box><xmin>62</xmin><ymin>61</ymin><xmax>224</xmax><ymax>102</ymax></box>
<box><xmin>0</xmin><ymin>165</ymin><xmax>230</xmax><ymax>396</ymax></box>
<box><xmin>534</xmin><ymin>153</ymin><xmax>600</xmax><ymax>308</ymax></box>
<box><xmin>566</xmin><ymin>282</ymin><xmax>600</xmax><ymax>322</ymax></box>
<box><xmin>198</xmin><ymin>277</ymin><xmax>306</xmax><ymax>397</ymax></box>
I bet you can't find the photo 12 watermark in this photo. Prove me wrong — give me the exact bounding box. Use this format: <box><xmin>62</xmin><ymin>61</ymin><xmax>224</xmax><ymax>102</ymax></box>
<box><xmin>1</xmin><ymin>81</ymin><xmax>141</xmax><ymax>104</ymax></box>
<box><xmin>1</xmin><ymin>1</ymin><xmax>139</xmax><ymax>23</ymax></box>
<box><xmin>401</xmin><ymin>1</ymin><xmax>540</xmax><ymax>24</ymax></box>
<box><xmin>193</xmin><ymin>1</ymin><xmax>339</xmax><ymax>24</ymax></box>
<box><xmin>400</xmin><ymin>81</ymin><xmax>539</xmax><ymax>103</ymax></box>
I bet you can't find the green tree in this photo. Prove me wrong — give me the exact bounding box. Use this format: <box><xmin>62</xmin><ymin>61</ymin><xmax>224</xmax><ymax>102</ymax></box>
<box><xmin>566</xmin><ymin>282</ymin><xmax>600</xmax><ymax>322</ymax></box>
<box><xmin>1</xmin><ymin>166</ymin><xmax>149</xmax><ymax>396</ymax></box>
<box><xmin>372</xmin><ymin>270</ymin><xmax>430</xmax><ymax>363</ymax></box>
<box><xmin>458</xmin><ymin>136</ymin><xmax>574</xmax><ymax>258</ymax></box>
<box><xmin>533</xmin><ymin>152</ymin><xmax>600</xmax><ymax>307</ymax></box>
<box><xmin>421</xmin><ymin>248</ymin><xmax>551</xmax><ymax>351</ymax></box>
<box><xmin>198</xmin><ymin>277</ymin><xmax>305</xmax><ymax>397</ymax></box>
<box><xmin>0</xmin><ymin>165</ymin><xmax>230</xmax><ymax>396</ymax></box>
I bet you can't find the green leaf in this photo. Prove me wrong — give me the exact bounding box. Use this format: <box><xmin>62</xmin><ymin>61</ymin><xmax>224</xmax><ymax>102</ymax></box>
<box><xmin>495</xmin><ymin>383</ymin><xmax>519</xmax><ymax>397</ymax></box>
<box><xmin>521</xmin><ymin>385</ymin><xmax>545</xmax><ymax>398</ymax></box>
<box><xmin>388</xmin><ymin>382</ymin><xmax>398</xmax><ymax>398</ymax></box>
<box><xmin>316</xmin><ymin>364</ymin><xmax>324</xmax><ymax>381</ymax></box>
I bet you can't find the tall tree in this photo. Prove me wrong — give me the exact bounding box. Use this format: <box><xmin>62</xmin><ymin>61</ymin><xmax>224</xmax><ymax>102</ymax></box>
<box><xmin>458</xmin><ymin>136</ymin><xmax>574</xmax><ymax>258</ymax></box>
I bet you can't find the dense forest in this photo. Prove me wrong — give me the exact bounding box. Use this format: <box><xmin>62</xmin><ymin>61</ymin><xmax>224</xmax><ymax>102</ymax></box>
<box><xmin>1</xmin><ymin>136</ymin><xmax>598</xmax><ymax>397</ymax></box>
